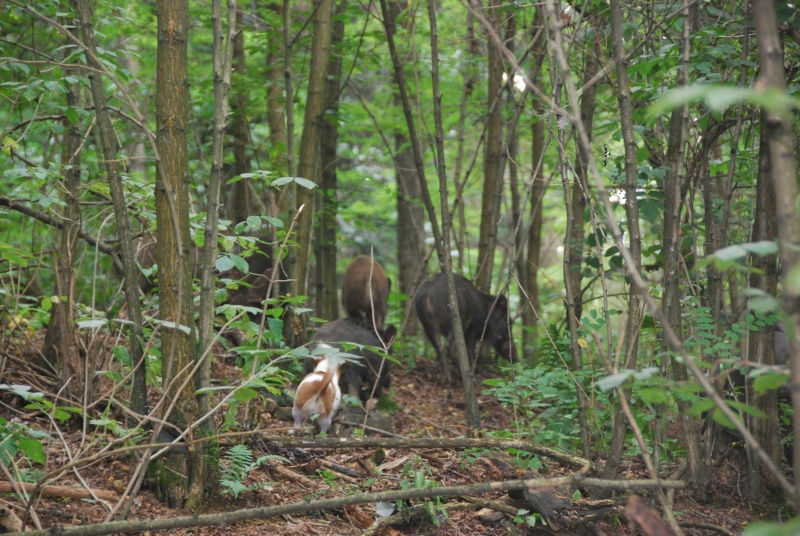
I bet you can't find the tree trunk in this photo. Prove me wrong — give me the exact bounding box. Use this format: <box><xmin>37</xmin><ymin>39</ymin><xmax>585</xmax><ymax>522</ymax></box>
<box><xmin>475</xmin><ymin>0</ymin><xmax>504</xmax><ymax>292</ymax></box>
<box><xmin>563</xmin><ymin>41</ymin><xmax>599</xmax><ymax>459</ymax></box>
<box><xmin>265</xmin><ymin>0</ymin><xmax>288</xmax><ymax>179</ymax></box>
<box><xmin>293</xmin><ymin>0</ymin><xmax>334</xmax><ymax>343</ymax></box>
<box><xmin>156</xmin><ymin>0</ymin><xmax>200</xmax><ymax>509</ymax></box>
<box><xmin>600</xmin><ymin>0</ymin><xmax>643</xmax><ymax>490</ymax></box>
<box><xmin>314</xmin><ymin>1</ymin><xmax>344</xmax><ymax>322</ymax></box>
<box><xmin>518</xmin><ymin>5</ymin><xmax>546</xmax><ymax>362</ymax></box>
<box><xmin>752</xmin><ymin>0</ymin><xmax>800</xmax><ymax>508</ymax></box>
<box><xmin>194</xmin><ymin>0</ymin><xmax>236</xmax><ymax>510</ymax></box>
<box><xmin>226</xmin><ymin>9</ymin><xmax>255</xmax><ymax>228</ymax></box>
<box><xmin>73</xmin><ymin>0</ymin><xmax>148</xmax><ymax>417</ymax></box>
<box><xmin>744</xmin><ymin>111</ymin><xmax>781</xmax><ymax>499</ymax></box>
<box><xmin>41</xmin><ymin>49</ymin><xmax>82</xmax><ymax>396</ymax></box>
<box><xmin>661</xmin><ymin>0</ymin><xmax>708</xmax><ymax>503</ymax></box>
<box><xmin>391</xmin><ymin>1</ymin><xmax>426</xmax><ymax>335</ymax></box>
<box><xmin>380</xmin><ymin>0</ymin><xmax>481</xmax><ymax>431</ymax></box>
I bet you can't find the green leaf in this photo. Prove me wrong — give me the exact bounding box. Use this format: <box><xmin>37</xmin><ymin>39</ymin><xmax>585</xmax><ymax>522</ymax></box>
<box><xmin>0</xmin><ymin>244</ymin><xmax>30</xmax><ymax>266</ymax></box>
<box><xmin>743</xmin><ymin>288</ymin><xmax>781</xmax><ymax>314</ymax></box>
<box><xmin>112</xmin><ymin>345</ymin><xmax>131</xmax><ymax>368</ymax></box>
<box><xmin>594</xmin><ymin>371</ymin><xmax>634</xmax><ymax>391</ymax></box>
<box><xmin>743</xmin><ymin>517</ymin><xmax>800</xmax><ymax>536</ymax></box>
<box><xmin>65</xmin><ymin>107</ymin><xmax>79</xmax><ymax>125</ymax></box>
<box><xmin>246</xmin><ymin>215</ymin><xmax>261</xmax><ymax>228</ymax></box>
<box><xmin>0</xmin><ymin>384</ymin><xmax>44</xmax><ymax>401</ymax></box>
<box><xmin>77</xmin><ymin>319</ymin><xmax>108</xmax><ymax>329</ymax></box>
<box><xmin>744</xmin><ymin>240</ymin><xmax>779</xmax><ymax>256</ymax></box>
<box><xmin>638</xmin><ymin>387</ymin><xmax>668</xmax><ymax>404</ymax></box>
<box><xmin>232</xmin><ymin>387</ymin><xmax>260</xmax><ymax>403</ymax></box>
<box><xmin>786</xmin><ymin>264</ymin><xmax>800</xmax><ymax>295</ymax></box>
<box><xmin>687</xmin><ymin>398</ymin><xmax>715</xmax><ymax>417</ymax></box>
<box><xmin>272</xmin><ymin>176</ymin><xmax>317</xmax><ymax>190</ymax></box>
<box><xmin>263</xmin><ymin>216</ymin><xmax>284</xmax><ymax>228</ymax></box>
<box><xmin>650</xmin><ymin>85</ymin><xmax>798</xmax><ymax>117</ymax></box>
<box><xmin>18</xmin><ymin>436</ymin><xmax>45</xmax><ymax>464</ymax></box>
<box><xmin>753</xmin><ymin>372</ymin><xmax>788</xmax><ymax>394</ymax></box>
<box><xmin>216</xmin><ymin>255</ymin><xmax>236</xmax><ymax>272</ymax></box>
<box><xmin>709</xmin><ymin>244</ymin><xmax>748</xmax><ymax>262</ymax></box>
<box><xmin>712</xmin><ymin>408</ymin><xmax>739</xmax><ymax>429</ymax></box>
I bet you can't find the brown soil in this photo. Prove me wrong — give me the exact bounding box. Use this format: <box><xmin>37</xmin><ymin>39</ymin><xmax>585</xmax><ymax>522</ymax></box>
<box><xmin>0</xmin><ymin>336</ymin><xmax>766</xmax><ymax>535</ymax></box>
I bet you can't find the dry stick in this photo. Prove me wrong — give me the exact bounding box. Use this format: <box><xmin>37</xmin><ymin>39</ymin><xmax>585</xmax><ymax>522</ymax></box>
<box><xmin>1</xmin><ymin>460</ymin><xmax>42</xmax><ymax>530</ymax></box>
<box><xmin>0</xmin><ymin>483</ymin><xmax>117</xmax><ymax>503</ymax></box>
<box><xmin>13</xmin><ymin>470</ymin><xmax>682</xmax><ymax>536</ymax></box>
<box><xmin>46</xmin><ymin>382</ymin><xmax>113</xmax><ymax>513</ymax></box>
<box><xmin>537</xmin><ymin>0</ymin><xmax>796</xmax><ymax>504</ymax></box>
<box><xmin>0</xmin><ymin>197</ymin><xmax>115</xmax><ymax>256</ymax></box>
<box><xmin>259</xmin><ymin>435</ymin><xmax>590</xmax><ymax>469</ymax></box>
<box><xmin>104</xmin><ymin>361</ymin><xmax>200</xmax><ymax>521</ymax></box>
<box><xmin>337</xmin><ymin>421</ymin><xmax>406</xmax><ymax>439</ymax></box>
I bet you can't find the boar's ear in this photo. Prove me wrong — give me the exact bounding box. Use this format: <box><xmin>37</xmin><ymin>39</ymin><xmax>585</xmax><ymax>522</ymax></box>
<box><xmin>496</xmin><ymin>294</ymin><xmax>508</xmax><ymax>310</ymax></box>
<box><xmin>383</xmin><ymin>324</ymin><xmax>398</xmax><ymax>344</ymax></box>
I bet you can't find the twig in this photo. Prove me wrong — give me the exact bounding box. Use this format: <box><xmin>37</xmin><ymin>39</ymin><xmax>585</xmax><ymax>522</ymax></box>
<box><xmin>12</xmin><ymin>468</ymin><xmax>685</xmax><ymax>536</ymax></box>
<box><xmin>677</xmin><ymin>521</ymin><xmax>736</xmax><ymax>536</ymax></box>
<box><xmin>258</xmin><ymin>435</ymin><xmax>591</xmax><ymax>469</ymax></box>
<box><xmin>337</xmin><ymin>420</ymin><xmax>407</xmax><ymax>438</ymax></box>
<box><xmin>0</xmin><ymin>482</ymin><xmax>117</xmax><ymax>503</ymax></box>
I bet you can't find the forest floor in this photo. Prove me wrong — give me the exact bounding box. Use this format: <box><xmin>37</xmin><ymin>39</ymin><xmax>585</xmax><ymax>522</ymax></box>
<box><xmin>0</xmin><ymin>334</ymin><xmax>774</xmax><ymax>535</ymax></box>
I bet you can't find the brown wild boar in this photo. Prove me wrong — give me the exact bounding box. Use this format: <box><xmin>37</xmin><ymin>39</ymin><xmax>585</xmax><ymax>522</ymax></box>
<box><xmin>341</xmin><ymin>255</ymin><xmax>390</xmax><ymax>332</ymax></box>
<box><xmin>414</xmin><ymin>273</ymin><xmax>517</xmax><ymax>385</ymax></box>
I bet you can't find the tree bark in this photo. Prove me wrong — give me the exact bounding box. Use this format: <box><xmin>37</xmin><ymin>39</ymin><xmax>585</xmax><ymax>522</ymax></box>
<box><xmin>518</xmin><ymin>5</ymin><xmax>546</xmax><ymax>362</ymax></box>
<box><xmin>563</xmin><ymin>40</ymin><xmax>599</xmax><ymax>459</ymax></box>
<box><xmin>226</xmin><ymin>9</ymin><xmax>255</xmax><ymax>228</ymax></box>
<box><xmin>314</xmin><ymin>0</ymin><xmax>344</xmax><ymax>321</ymax></box>
<box><xmin>751</xmin><ymin>0</ymin><xmax>800</xmax><ymax>508</ymax></box>
<box><xmin>661</xmin><ymin>0</ymin><xmax>708</xmax><ymax>503</ymax></box>
<box><xmin>73</xmin><ymin>0</ymin><xmax>148</xmax><ymax>417</ymax></box>
<box><xmin>475</xmin><ymin>0</ymin><xmax>504</xmax><ymax>292</ymax></box>
<box><xmin>601</xmin><ymin>0</ymin><xmax>643</xmax><ymax>490</ymax></box>
<box><xmin>293</xmin><ymin>0</ymin><xmax>334</xmax><ymax>342</ymax></box>
<box><xmin>194</xmin><ymin>0</ymin><xmax>237</xmax><ymax>510</ymax></box>
<box><xmin>41</xmin><ymin>43</ymin><xmax>83</xmax><ymax>395</ymax></box>
<box><xmin>391</xmin><ymin>1</ymin><xmax>426</xmax><ymax>336</ymax></box>
<box><xmin>744</xmin><ymin>111</ymin><xmax>781</xmax><ymax>499</ymax></box>
<box><xmin>156</xmin><ymin>0</ymin><xmax>198</xmax><ymax>509</ymax></box>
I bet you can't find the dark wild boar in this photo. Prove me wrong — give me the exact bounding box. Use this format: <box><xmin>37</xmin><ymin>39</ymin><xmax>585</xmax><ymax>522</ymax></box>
<box><xmin>342</xmin><ymin>255</ymin><xmax>390</xmax><ymax>332</ymax></box>
<box><xmin>309</xmin><ymin>317</ymin><xmax>396</xmax><ymax>408</ymax></box>
<box><xmin>414</xmin><ymin>273</ymin><xmax>517</xmax><ymax>385</ymax></box>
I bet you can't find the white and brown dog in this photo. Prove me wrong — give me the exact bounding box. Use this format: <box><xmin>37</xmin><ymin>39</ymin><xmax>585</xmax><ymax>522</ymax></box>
<box><xmin>291</xmin><ymin>349</ymin><xmax>344</xmax><ymax>434</ymax></box>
